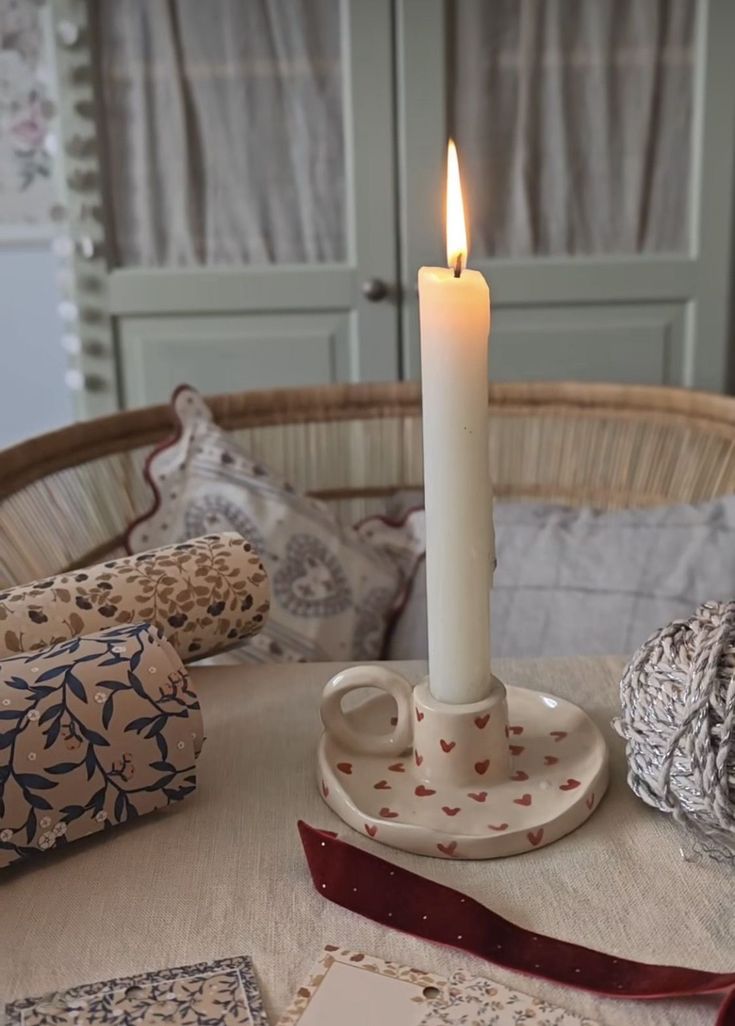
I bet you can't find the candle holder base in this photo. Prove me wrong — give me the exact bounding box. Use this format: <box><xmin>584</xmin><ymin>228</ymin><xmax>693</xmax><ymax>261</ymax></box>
<box><xmin>317</xmin><ymin>672</ymin><xmax>608</xmax><ymax>859</ymax></box>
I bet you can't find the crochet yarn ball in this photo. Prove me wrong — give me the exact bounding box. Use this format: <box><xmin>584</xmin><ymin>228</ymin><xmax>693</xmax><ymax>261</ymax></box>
<box><xmin>617</xmin><ymin>601</ymin><xmax>735</xmax><ymax>853</ymax></box>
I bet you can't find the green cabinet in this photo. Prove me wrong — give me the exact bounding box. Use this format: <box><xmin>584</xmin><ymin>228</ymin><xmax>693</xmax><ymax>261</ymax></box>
<box><xmin>52</xmin><ymin>0</ymin><xmax>735</xmax><ymax>414</ymax></box>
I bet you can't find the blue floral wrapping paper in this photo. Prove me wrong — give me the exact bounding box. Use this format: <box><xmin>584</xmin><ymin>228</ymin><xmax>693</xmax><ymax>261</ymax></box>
<box><xmin>5</xmin><ymin>955</ymin><xmax>267</xmax><ymax>1026</ymax></box>
<box><xmin>0</xmin><ymin>622</ymin><xmax>203</xmax><ymax>869</ymax></box>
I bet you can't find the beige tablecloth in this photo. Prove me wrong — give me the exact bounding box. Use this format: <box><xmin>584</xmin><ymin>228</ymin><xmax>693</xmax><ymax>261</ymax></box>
<box><xmin>1</xmin><ymin>658</ymin><xmax>732</xmax><ymax>1026</ymax></box>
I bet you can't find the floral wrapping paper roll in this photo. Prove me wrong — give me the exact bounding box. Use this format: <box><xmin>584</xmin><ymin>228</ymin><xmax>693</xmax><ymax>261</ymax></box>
<box><xmin>0</xmin><ymin>533</ymin><xmax>270</xmax><ymax>663</ymax></box>
<box><xmin>0</xmin><ymin>622</ymin><xmax>203</xmax><ymax>869</ymax></box>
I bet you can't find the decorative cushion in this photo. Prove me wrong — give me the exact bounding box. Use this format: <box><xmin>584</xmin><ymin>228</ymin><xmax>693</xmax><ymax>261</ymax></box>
<box><xmin>126</xmin><ymin>387</ymin><xmax>413</xmax><ymax>663</ymax></box>
<box><xmin>386</xmin><ymin>495</ymin><xmax>735</xmax><ymax>660</ymax></box>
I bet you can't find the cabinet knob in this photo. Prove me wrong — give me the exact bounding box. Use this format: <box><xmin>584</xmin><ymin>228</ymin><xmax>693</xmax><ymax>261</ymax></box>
<box><xmin>362</xmin><ymin>277</ymin><xmax>389</xmax><ymax>302</ymax></box>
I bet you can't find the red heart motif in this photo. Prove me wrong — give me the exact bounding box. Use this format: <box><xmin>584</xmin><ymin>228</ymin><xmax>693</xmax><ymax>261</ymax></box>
<box><xmin>474</xmin><ymin>714</ymin><xmax>490</xmax><ymax>729</ymax></box>
<box><xmin>468</xmin><ymin>791</ymin><xmax>487</xmax><ymax>802</ymax></box>
<box><xmin>509</xmin><ymin>744</ymin><xmax>525</xmax><ymax>756</ymax></box>
<box><xmin>488</xmin><ymin>822</ymin><xmax>509</xmax><ymax>831</ymax></box>
<box><xmin>544</xmin><ymin>755</ymin><xmax>559</xmax><ymax>765</ymax></box>
<box><xmin>415</xmin><ymin>784</ymin><xmax>436</xmax><ymax>797</ymax></box>
<box><xmin>374</xmin><ymin>780</ymin><xmax>391</xmax><ymax>790</ymax></box>
<box><xmin>559</xmin><ymin>778</ymin><xmax>581</xmax><ymax>791</ymax></box>
<box><xmin>416</xmin><ymin>708</ymin><xmax>425</xmax><ymax>722</ymax></box>
<box><xmin>336</xmin><ymin>762</ymin><xmax>352</xmax><ymax>775</ymax></box>
<box><xmin>586</xmin><ymin>792</ymin><xmax>595</xmax><ymax>809</ymax></box>
<box><xmin>415</xmin><ymin>751</ymin><xmax>424</xmax><ymax>767</ymax></box>
<box><xmin>474</xmin><ymin>759</ymin><xmax>490</xmax><ymax>775</ymax></box>
<box><xmin>440</xmin><ymin>739</ymin><xmax>456</xmax><ymax>753</ymax></box>
<box><xmin>390</xmin><ymin>716</ymin><xmax>398</xmax><ymax>726</ymax></box>
<box><xmin>321</xmin><ymin>780</ymin><xmax>329</xmax><ymax>798</ymax></box>
<box><xmin>364</xmin><ymin>824</ymin><xmax>378</xmax><ymax>837</ymax></box>
<box><xmin>442</xmin><ymin>806</ymin><xmax>461</xmax><ymax>816</ymax></box>
<box><xmin>380</xmin><ymin>807</ymin><xmax>399</xmax><ymax>818</ymax></box>
<box><xmin>437</xmin><ymin>841</ymin><xmax>458</xmax><ymax>856</ymax></box>
<box><xmin>511</xmin><ymin>770</ymin><xmax>529</xmax><ymax>781</ymax></box>
<box><xmin>550</xmin><ymin>730</ymin><xmax>568</xmax><ymax>742</ymax></box>
<box><xmin>509</xmin><ymin>725</ymin><xmax>524</xmax><ymax>735</ymax></box>
<box><xmin>388</xmin><ymin>762</ymin><xmax>405</xmax><ymax>772</ymax></box>
<box><xmin>528</xmin><ymin>828</ymin><xmax>544</xmax><ymax>846</ymax></box>
<box><xmin>350</xmin><ymin>953</ymin><xmax>365</xmax><ymax>962</ymax></box>
<box><xmin>514</xmin><ymin>793</ymin><xmax>532</xmax><ymax>806</ymax></box>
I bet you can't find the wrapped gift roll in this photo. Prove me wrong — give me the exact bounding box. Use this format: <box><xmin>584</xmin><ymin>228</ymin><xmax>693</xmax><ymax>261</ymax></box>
<box><xmin>0</xmin><ymin>622</ymin><xmax>203</xmax><ymax>869</ymax></box>
<box><xmin>0</xmin><ymin>532</ymin><xmax>269</xmax><ymax>663</ymax></box>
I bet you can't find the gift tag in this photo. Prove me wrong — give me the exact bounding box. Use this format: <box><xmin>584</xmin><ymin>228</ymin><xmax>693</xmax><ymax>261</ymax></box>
<box><xmin>5</xmin><ymin>956</ymin><xmax>267</xmax><ymax>1026</ymax></box>
<box><xmin>419</xmin><ymin>969</ymin><xmax>601</xmax><ymax>1026</ymax></box>
<box><xmin>277</xmin><ymin>946</ymin><xmax>446</xmax><ymax>1026</ymax></box>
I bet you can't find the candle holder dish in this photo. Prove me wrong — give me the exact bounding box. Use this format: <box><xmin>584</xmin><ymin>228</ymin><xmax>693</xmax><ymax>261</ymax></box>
<box><xmin>318</xmin><ymin>667</ymin><xmax>608</xmax><ymax>859</ymax></box>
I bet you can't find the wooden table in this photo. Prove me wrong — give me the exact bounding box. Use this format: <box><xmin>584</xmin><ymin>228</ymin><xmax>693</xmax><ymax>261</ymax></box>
<box><xmin>1</xmin><ymin>658</ymin><xmax>732</xmax><ymax>1026</ymax></box>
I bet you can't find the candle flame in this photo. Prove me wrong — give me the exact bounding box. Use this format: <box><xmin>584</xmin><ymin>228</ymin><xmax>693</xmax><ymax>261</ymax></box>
<box><xmin>446</xmin><ymin>139</ymin><xmax>468</xmax><ymax>274</ymax></box>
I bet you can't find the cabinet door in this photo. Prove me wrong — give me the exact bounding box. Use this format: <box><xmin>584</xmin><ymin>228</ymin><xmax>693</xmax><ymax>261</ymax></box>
<box><xmin>54</xmin><ymin>0</ymin><xmax>400</xmax><ymax>412</ymax></box>
<box><xmin>398</xmin><ymin>0</ymin><xmax>735</xmax><ymax>391</ymax></box>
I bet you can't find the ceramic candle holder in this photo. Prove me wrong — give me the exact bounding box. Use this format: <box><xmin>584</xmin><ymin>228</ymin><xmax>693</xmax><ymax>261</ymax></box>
<box><xmin>318</xmin><ymin>667</ymin><xmax>609</xmax><ymax>859</ymax></box>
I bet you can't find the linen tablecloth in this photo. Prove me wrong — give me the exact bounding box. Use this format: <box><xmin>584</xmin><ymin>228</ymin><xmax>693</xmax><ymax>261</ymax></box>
<box><xmin>1</xmin><ymin>658</ymin><xmax>732</xmax><ymax>1026</ymax></box>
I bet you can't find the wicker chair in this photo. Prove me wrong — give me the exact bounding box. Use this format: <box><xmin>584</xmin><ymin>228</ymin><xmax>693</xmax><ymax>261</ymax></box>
<box><xmin>2</xmin><ymin>380</ymin><xmax>735</xmax><ymax>589</ymax></box>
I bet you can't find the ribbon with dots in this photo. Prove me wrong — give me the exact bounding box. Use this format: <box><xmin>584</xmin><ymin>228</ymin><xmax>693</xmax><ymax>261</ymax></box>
<box><xmin>298</xmin><ymin>822</ymin><xmax>735</xmax><ymax>1025</ymax></box>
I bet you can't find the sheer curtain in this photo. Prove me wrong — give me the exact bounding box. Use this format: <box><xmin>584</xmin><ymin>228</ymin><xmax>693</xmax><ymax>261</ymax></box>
<box><xmin>450</xmin><ymin>0</ymin><xmax>696</xmax><ymax>257</ymax></box>
<box><xmin>96</xmin><ymin>0</ymin><xmax>345</xmax><ymax>267</ymax></box>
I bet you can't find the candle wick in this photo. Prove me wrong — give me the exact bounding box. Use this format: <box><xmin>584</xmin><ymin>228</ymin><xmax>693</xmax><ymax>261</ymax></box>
<box><xmin>453</xmin><ymin>255</ymin><xmax>462</xmax><ymax>279</ymax></box>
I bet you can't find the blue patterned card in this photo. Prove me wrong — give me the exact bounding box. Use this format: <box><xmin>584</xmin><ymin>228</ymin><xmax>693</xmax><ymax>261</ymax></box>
<box><xmin>5</xmin><ymin>956</ymin><xmax>268</xmax><ymax>1026</ymax></box>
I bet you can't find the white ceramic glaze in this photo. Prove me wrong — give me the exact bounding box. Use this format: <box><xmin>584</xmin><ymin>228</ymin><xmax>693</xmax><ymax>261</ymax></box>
<box><xmin>320</xmin><ymin>665</ymin><xmax>414</xmax><ymax>755</ymax></box>
<box><xmin>413</xmin><ymin>680</ymin><xmax>510</xmax><ymax>787</ymax></box>
<box><xmin>317</xmin><ymin>672</ymin><xmax>609</xmax><ymax>859</ymax></box>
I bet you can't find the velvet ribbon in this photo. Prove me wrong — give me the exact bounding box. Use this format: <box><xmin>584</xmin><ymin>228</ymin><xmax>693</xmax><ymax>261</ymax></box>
<box><xmin>298</xmin><ymin>821</ymin><xmax>735</xmax><ymax>1025</ymax></box>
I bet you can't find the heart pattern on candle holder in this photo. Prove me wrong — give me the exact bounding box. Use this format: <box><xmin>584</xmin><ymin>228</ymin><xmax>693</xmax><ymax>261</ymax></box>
<box><xmin>320</xmin><ymin>681</ymin><xmax>608</xmax><ymax>859</ymax></box>
<box><xmin>415</xmin><ymin>785</ymin><xmax>436</xmax><ymax>797</ymax></box>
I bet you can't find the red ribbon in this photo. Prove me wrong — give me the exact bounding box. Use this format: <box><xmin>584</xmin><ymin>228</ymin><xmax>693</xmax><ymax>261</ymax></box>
<box><xmin>298</xmin><ymin>822</ymin><xmax>735</xmax><ymax>1024</ymax></box>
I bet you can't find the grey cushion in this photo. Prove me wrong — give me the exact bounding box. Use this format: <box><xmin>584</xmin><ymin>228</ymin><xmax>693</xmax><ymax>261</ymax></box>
<box><xmin>386</xmin><ymin>496</ymin><xmax>735</xmax><ymax>660</ymax></box>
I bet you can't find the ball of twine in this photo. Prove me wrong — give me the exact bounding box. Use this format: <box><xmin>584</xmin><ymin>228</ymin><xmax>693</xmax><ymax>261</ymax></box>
<box><xmin>616</xmin><ymin>600</ymin><xmax>735</xmax><ymax>855</ymax></box>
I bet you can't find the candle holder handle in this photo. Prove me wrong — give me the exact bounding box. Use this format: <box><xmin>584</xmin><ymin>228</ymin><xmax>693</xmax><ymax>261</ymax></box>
<box><xmin>321</xmin><ymin>666</ymin><xmax>413</xmax><ymax>756</ymax></box>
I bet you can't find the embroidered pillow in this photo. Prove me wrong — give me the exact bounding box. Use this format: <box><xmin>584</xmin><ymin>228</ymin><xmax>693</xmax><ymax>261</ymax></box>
<box><xmin>126</xmin><ymin>387</ymin><xmax>412</xmax><ymax>663</ymax></box>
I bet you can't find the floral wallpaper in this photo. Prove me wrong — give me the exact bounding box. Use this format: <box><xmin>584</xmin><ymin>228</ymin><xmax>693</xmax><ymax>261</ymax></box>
<box><xmin>0</xmin><ymin>0</ymin><xmax>56</xmax><ymax>229</ymax></box>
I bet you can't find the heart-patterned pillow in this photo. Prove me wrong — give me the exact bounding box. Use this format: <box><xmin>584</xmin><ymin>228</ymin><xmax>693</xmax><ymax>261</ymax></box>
<box><xmin>274</xmin><ymin>535</ymin><xmax>352</xmax><ymax>618</ymax></box>
<box><xmin>126</xmin><ymin>386</ymin><xmax>420</xmax><ymax>663</ymax></box>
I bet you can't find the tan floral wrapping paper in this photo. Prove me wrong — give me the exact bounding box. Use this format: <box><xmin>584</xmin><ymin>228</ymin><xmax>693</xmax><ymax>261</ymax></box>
<box><xmin>0</xmin><ymin>533</ymin><xmax>270</xmax><ymax>663</ymax></box>
<box><xmin>0</xmin><ymin>622</ymin><xmax>203</xmax><ymax>870</ymax></box>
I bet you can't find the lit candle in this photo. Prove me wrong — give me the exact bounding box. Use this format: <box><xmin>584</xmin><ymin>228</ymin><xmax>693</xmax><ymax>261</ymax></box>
<box><xmin>418</xmin><ymin>140</ymin><xmax>493</xmax><ymax>705</ymax></box>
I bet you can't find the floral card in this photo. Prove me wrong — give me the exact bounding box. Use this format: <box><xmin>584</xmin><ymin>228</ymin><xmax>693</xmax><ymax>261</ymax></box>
<box><xmin>419</xmin><ymin>969</ymin><xmax>600</xmax><ymax>1026</ymax></box>
<box><xmin>276</xmin><ymin>946</ymin><xmax>447</xmax><ymax>1026</ymax></box>
<box><xmin>277</xmin><ymin>949</ymin><xmax>602</xmax><ymax>1026</ymax></box>
<box><xmin>5</xmin><ymin>956</ymin><xmax>267</xmax><ymax>1026</ymax></box>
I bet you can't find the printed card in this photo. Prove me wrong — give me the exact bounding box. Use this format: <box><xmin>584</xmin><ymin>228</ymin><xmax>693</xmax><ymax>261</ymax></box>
<box><xmin>276</xmin><ymin>946</ymin><xmax>447</xmax><ymax>1026</ymax></box>
<box><xmin>418</xmin><ymin>969</ymin><xmax>601</xmax><ymax>1026</ymax></box>
<box><xmin>5</xmin><ymin>955</ymin><xmax>267</xmax><ymax>1026</ymax></box>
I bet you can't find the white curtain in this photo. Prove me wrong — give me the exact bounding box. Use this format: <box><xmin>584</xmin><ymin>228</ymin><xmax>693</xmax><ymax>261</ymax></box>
<box><xmin>97</xmin><ymin>0</ymin><xmax>345</xmax><ymax>266</ymax></box>
<box><xmin>98</xmin><ymin>0</ymin><xmax>696</xmax><ymax>267</ymax></box>
<box><xmin>451</xmin><ymin>0</ymin><xmax>696</xmax><ymax>257</ymax></box>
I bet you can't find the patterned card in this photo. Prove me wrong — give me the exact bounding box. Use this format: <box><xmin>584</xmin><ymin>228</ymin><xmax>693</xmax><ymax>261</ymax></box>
<box><xmin>419</xmin><ymin>969</ymin><xmax>601</xmax><ymax>1026</ymax></box>
<box><xmin>5</xmin><ymin>956</ymin><xmax>267</xmax><ymax>1026</ymax></box>
<box><xmin>277</xmin><ymin>946</ymin><xmax>447</xmax><ymax>1026</ymax></box>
